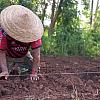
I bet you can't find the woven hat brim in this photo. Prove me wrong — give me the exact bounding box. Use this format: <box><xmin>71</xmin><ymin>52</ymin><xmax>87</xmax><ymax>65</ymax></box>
<box><xmin>0</xmin><ymin>5</ymin><xmax>44</xmax><ymax>43</ymax></box>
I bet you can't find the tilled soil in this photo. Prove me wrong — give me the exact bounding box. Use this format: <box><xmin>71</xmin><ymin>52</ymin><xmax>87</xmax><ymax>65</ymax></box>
<box><xmin>0</xmin><ymin>55</ymin><xmax>100</xmax><ymax>100</ymax></box>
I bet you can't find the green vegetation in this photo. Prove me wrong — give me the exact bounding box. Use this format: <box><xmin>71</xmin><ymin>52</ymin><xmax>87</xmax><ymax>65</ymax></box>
<box><xmin>0</xmin><ymin>0</ymin><xmax>100</xmax><ymax>57</ymax></box>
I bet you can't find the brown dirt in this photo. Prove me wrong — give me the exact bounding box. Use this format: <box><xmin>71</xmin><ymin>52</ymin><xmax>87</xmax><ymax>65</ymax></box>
<box><xmin>0</xmin><ymin>55</ymin><xmax>100</xmax><ymax>100</ymax></box>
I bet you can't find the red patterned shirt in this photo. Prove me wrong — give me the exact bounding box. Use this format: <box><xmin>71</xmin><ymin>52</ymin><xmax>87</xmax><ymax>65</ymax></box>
<box><xmin>0</xmin><ymin>28</ymin><xmax>42</xmax><ymax>58</ymax></box>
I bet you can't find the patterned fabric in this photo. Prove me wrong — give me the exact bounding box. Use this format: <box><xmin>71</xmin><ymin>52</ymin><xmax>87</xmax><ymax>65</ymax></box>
<box><xmin>0</xmin><ymin>28</ymin><xmax>42</xmax><ymax>58</ymax></box>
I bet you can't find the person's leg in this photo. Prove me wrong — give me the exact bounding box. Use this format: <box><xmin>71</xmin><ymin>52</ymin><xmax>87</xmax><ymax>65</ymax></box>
<box><xmin>6</xmin><ymin>57</ymin><xmax>21</xmax><ymax>75</ymax></box>
<box><xmin>19</xmin><ymin>51</ymin><xmax>33</xmax><ymax>74</ymax></box>
<box><xmin>6</xmin><ymin>56</ymin><xmax>16</xmax><ymax>72</ymax></box>
<box><xmin>9</xmin><ymin>56</ymin><xmax>31</xmax><ymax>75</ymax></box>
<box><xmin>6</xmin><ymin>51</ymin><xmax>33</xmax><ymax>75</ymax></box>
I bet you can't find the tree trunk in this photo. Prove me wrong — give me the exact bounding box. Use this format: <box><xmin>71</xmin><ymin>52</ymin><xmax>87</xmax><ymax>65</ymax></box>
<box><xmin>41</xmin><ymin>0</ymin><xmax>48</xmax><ymax>26</ymax></box>
<box><xmin>90</xmin><ymin>0</ymin><xmax>94</xmax><ymax>25</ymax></box>
<box><xmin>93</xmin><ymin>0</ymin><xmax>99</xmax><ymax>29</ymax></box>
<box><xmin>51</xmin><ymin>0</ymin><xmax>55</xmax><ymax>21</ymax></box>
<box><xmin>95</xmin><ymin>0</ymin><xmax>99</xmax><ymax>14</ymax></box>
<box><xmin>48</xmin><ymin>0</ymin><xmax>63</xmax><ymax>35</ymax></box>
<box><xmin>94</xmin><ymin>0</ymin><xmax>99</xmax><ymax>20</ymax></box>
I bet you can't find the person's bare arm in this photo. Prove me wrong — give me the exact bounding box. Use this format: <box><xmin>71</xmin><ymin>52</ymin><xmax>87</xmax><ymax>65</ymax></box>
<box><xmin>30</xmin><ymin>48</ymin><xmax>40</xmax><ymax>80</ymax></box>
<box><xmin>0</xmin><ymin>50</ymin><xmax>9</xmax><ymax>78</ymax></box>
<box><xmin>32</xmin><ymin>47</ymin><xmax>40</xmax><ymax>73</ymax></box>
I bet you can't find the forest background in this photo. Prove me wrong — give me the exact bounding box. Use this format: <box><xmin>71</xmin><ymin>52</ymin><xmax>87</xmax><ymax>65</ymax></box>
<box><xmin>0</xmin><ymin>0</ymin><xmax>100</xmax><ymax>57</ymax></box>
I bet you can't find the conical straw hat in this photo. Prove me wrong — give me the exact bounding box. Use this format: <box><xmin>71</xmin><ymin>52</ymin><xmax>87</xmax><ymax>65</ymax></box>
<box><xmin>0</xmin><ymin>5</ymin><xmax>44</xmax><ymax>42</ymax></box>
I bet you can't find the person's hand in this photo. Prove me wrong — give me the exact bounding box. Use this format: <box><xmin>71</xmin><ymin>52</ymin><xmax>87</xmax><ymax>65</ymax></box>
<box><xmin>0</xmin><ymin>71</ymin><xmax>9</xmax><ymax>80</ymax></box>
<box><xmin>30</xmin><ymin>67</ymin><xmax>39</xmax><ymax>81</ymax></box>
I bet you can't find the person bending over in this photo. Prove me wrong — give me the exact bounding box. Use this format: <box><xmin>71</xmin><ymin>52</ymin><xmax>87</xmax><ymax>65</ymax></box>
<box><xmin>0</xmin><ymin>5</ymin><xmax>44</xmax><ymax>80</ymax></box>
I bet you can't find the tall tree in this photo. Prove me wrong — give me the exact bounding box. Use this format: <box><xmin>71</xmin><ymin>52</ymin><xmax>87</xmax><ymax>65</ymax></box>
<box><xmin>94</xmin><ymin>0</ymin><xmax>99</xmax><ymax>24</ymax></box>
<box><xmin>48</xmin><ymin>0</ymin><xmax>63</xmax><ymax>35</ymax></box>
<box><xmin>90</xmin><ymin>0</ymin><xmax>94</xmax><ymax>25</ymax></box>
<box><xmin>93</xmin><ymin>0</ymin><xmax>100</xmax><ymax>30</ymax></box>
<box><xmin>41</xmin><ymin>0</ymin><xmax>48</xmax><ymax>26</ymax></box>
<box><xmin>50</xmin><ymin>0</ymin><xmax>56</xmax><ymax>24</ymax></box>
